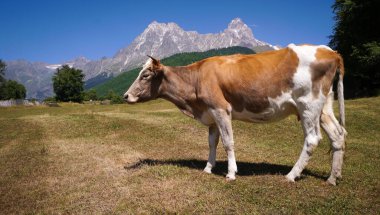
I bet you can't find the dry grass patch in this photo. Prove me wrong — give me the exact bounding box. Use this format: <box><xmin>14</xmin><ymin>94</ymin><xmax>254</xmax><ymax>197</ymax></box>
<box><xmin>0</xmin><ymin>97</ymin><xmax>379</xmax><ymax>214</ymax></box>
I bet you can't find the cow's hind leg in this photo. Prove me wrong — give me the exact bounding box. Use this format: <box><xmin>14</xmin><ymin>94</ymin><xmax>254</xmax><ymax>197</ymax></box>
<box><xmin>286</xmin><ymin>98</ymin><xmax>324</xmax><ymax>182</ymax></box>
<box><xmin>209</xmin><ymin>108</ymin><xmax>237</xmax><ymax>180</ymax></box>
<box><xmin>204</xmin><ymin>124</ymin><xmax>220</xmax><ymax>174</ymax></box>
<box><xmin>321</xmin><ymin>92</ymin><xmax>347</xmax><ymax>185</ymax></box>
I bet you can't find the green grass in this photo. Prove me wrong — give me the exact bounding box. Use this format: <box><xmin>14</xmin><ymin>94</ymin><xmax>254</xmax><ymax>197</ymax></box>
<box><xmin>91</xmin><ymin>46</ymin><xmax>255</xmax><ymax>97</ymax></box>
<box><xmin>0</xmin><ymin>97</ymin><xmax>379</xmax><ymax>214</ymax></box>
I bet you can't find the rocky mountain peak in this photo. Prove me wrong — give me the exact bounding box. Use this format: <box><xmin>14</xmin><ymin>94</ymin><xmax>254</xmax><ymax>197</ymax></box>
<box><xmin>75</xmin><ymin>56</ymin><xmax>90</xmax><ymax>62</ymax></box>
<box><xmin>228</xmin><ymin>18</ymin><xmax>245</xmax><ymax>29</ymax></box>
<box><xmin>225</xmin><ymin>18</ymin><xmax>255</xmax><ymax>40</ymax></box>
<box><xmin>67</xmin><ymin>56</ymin><xmax>90</xmax><ymax>65</ymax></box>
<box><xmin>146</xmin><ymin>21</ymin><xmax>183</xmax><ymax>33</ymax></box>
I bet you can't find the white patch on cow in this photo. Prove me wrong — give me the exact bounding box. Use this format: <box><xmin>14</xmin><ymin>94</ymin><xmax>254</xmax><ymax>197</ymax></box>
<box><xmin>140</xmin><ymin>58</ymin><xmax>153</xmax><ymax>75</ymax></box>
<box><xmin>198</xmin><ymin>111</ymin><xmax>214</xmax><ymax>126</ymax></box>
<box><xmin>232</xmin><ymin>108</ymin><xmax>273</xmax><ymax>123</ymax></box>
<box><xmin>288</xmin><ymin>44</ymin><xmax>317</xmax><ymax>96</ymax></box>
<box><xmin>204</xmin><ymin>125</ymin><xmax>219</xmax><ymax>174</ymax></box>
<box><xmin>124</xmin><ymin>58</ymin><xmax>154</xmax><ymax>102</ymax></box>
<box><xmin>209</xmin><ymin>108</ymin><xmax>237</xmax><ymax>180</ymax></box>
<box><xmin>267</xmin><ymin>91</ymin><xmax>298</xmax><ymax>119</ymax></box>
<box><xmin>231</xmin><ymin>92</ymin><xmax>297</xmax><ymax>123</ymax></box>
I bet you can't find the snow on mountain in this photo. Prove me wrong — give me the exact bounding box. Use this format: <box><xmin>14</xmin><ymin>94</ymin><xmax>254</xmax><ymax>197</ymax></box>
<box><xmin>75</xmin><ymin>18</ymin><xmax>272</xmax><ymax>80</ymax></box>
<box><xmin>109</xmin><ymin>18</ymin><xmax>269</xmax><ymax>75</ymax></box>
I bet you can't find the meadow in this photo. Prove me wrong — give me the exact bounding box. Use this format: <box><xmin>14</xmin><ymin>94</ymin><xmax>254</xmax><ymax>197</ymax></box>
<box><xmin>0</xmin><ymin>97</ymin><xmax>379</xmax><ymax>214</ymax></box>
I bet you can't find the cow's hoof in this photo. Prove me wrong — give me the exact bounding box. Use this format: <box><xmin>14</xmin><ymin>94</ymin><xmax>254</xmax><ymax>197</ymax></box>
<box><xmin>285</xmin><ymin>174</ymin><xmax>295</xmax><ymax>183</ymax></box>
<box><xmin>327</xmin><ymin>176</ymin><xmax>337</xmax><ymax>186</ymax></box>
<box><xmin>203</xmin><ymin>167</ymin><xmax>212</xmax><ymax>174</ymax></box>
<box><xmin>226</xmin><ymin>174</ymin><xmax>236</xmax><ymax>181</ymax></box>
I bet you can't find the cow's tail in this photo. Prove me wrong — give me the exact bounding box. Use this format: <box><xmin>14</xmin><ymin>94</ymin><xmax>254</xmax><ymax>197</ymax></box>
<box><xmin>337</xmin><ymin>54</ymin><xmax>345</xmax><ymax>127</ymax></box>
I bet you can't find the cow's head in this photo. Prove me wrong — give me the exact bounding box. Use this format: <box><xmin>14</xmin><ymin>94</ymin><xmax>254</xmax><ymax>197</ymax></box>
<box><xmin>124</xmin><ymin>56</ymin><xmax>164</xmax><ymax>103</ymax></box>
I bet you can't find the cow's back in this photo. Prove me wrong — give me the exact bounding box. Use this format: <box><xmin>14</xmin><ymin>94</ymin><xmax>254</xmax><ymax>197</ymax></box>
<box><xmin>194</xmin><ymin>45</ymin><xmax>339</xmax><ymax>122</ymax></box>
<box><xmin>195</xmin><ymin>48</ymin><xmax>297</xmax><ymax>116</ymax></box>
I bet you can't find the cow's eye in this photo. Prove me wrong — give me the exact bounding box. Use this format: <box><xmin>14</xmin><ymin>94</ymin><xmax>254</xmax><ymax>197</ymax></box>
<box><xmin>142</xmin><ymin>74</ymin><xmax>150</xmax><ymax>79</ymax></box>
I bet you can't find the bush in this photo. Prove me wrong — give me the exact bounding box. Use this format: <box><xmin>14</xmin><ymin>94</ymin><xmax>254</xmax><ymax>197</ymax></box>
<box><xmin>83</xmin><ymin>89</ymin><xmax>98</xmax><ymax>101</ymax></box>
<box><xmin>106</xmin><ymin>90</ymin><xmax>124</xmax><ymax>104</ymax></box>
<box><xmin>0</xmin><ymin>80</ymin><xmax>26</xmax><ymax>100</ymax></box>
<box><xmin>44</xmin><ymin>97</ymin><xmax>56</xmax><ymax>103</ymax></box>
<box><xmin>111</xmin><ymin>95</ymin><xmax>124</xmax><ymax>104</ymax></box>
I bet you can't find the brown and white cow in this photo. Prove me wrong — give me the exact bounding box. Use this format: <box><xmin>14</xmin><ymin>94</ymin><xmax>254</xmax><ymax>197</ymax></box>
<box><xmin>124</xmin><ymin>44</ymin><xmax>347</xmax><ymax>185</ymax></box>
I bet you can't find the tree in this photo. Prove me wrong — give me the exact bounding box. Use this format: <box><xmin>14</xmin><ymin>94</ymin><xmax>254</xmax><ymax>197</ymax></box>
<box><xmin>329</xmin><ymin>0</ymin><xmax>380</xmax><ymax>98</ymax></box>
<box><xmin>106</xmin><ymin>89</ymin><xmax>124</xmax><ymax>104</ymax></box>
<box><xmin>83</xmin><ymin>89</ymin><xmax>98</xmax><ymax>101</ymax></box>
<box><xmin>0</xmin><ymin>80</ymin><xmax>26</xmax><ymax>99</ymax></box>
<box><xmin>0</xmin><ymin>59</ymin><xmax>6</xmax><ymax>85</ymax></box>
<box><xmin>0</xmin><ymin>60</ymin><xmax>27</xmax><ymax>100</ymax></box>
<box><xmin>52</xmin><ymin>65</ymin><xmax>85</xmax><ymax>102</ymax></box>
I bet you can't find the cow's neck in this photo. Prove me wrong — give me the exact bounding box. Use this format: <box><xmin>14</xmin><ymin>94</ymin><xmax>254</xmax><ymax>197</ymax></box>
<box><xmin>159</xmin><ymin>65</ymin><xmax>198</xmax><ymax>118</ymax></box>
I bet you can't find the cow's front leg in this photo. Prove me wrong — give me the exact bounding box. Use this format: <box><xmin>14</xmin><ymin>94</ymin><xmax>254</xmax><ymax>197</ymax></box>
<box><xmin>204</xmin><ymin>124</ymin><xmax>220</xmax><ymax>173</ymax></box>
<box><xmin>210</xmin><ymin>108</ymin><xmax>237</xmax><ymax>180</ymax></box>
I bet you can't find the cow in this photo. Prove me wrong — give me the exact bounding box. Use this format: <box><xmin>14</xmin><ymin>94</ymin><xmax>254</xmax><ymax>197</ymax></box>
<box><xmin>123</xmin><ymin>44</ymin><xmax>347</xmax><ymax>185</ymax></box>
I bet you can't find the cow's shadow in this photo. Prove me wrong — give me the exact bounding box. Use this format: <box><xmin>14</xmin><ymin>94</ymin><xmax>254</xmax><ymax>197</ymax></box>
<box><xmin>125</xmin><ymin>158</ymin><xmax>327</xmax><ymax>180</ymax></box>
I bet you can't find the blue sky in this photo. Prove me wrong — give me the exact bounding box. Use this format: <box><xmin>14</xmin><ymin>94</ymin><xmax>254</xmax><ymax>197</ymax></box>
<box><xmin>0</xmin><ymin>0</ymin><xmax>335</xmax><ymax>64</ymax></box>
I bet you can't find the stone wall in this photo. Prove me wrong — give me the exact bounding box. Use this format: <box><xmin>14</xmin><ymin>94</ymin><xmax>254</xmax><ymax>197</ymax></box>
<box><xmin>0</xmin><ymin>99</ymin><xmax>41</xmax><ymax>107</ymax></box>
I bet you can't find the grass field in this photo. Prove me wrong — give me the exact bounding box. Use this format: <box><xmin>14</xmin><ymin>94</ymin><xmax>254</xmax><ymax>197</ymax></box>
<box><xmin>0</xmin><ymin>97</ymin><xmax>379</xmax><ymax>214</ymax></box>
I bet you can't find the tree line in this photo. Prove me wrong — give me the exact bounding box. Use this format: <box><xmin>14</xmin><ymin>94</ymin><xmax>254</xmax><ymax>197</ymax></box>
<box><xmin>329</xmin><ymin>0</ymin><xmax>379</xmax><ymax>98</ymax></box>
<box><xmin>0</xmin><ymin>60</ymin><xmax>26</xmax><ymax>100</ymax></box>
<box><xmin>0</xmin><ymin>60</ymin><xmax>123</xmax><ymax>104</ymax></box>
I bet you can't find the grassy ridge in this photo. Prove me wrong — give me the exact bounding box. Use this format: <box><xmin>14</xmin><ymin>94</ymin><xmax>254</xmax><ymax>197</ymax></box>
<box><xmin>91</xmin><ymin>46</ymin><xmax>255</xmax><ymax>97</ymax></box>
<box><xmin>0</xmin><ymin>97</ymin><xmax>379</xmax><ymax>214</ymax></box>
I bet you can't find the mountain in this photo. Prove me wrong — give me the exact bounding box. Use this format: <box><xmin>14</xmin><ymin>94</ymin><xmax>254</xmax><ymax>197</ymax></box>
<box><xmin>4</xmin><ymin>18</ymin><xmax>273</xmax><ymax>99</ymax></box>
<box><xmin>91</xmin><ymin>46</ymin><xmax>256</xmax><ymax>97</ymax></box>
<box><xmin>79</xmin><ymin>18</ymin><xmax>271</xmax><ymax>79</ymax></box>
<box><xmin>4</xmin><ymin>60</ymin><xmax>55</xmax><ymax>99</ymax></box>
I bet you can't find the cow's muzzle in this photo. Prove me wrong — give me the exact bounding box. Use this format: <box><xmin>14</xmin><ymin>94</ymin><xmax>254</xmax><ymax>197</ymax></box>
<box><xmin>124</xmin><ymin>93</ymin><xmax>138</xmax><ymax>104</ymax></box>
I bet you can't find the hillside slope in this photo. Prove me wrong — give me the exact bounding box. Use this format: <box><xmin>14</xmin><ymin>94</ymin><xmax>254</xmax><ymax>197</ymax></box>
<box><xmin>92</xmin><ymin>46</ymin><xmax>255</xmax><ymax>97</ymax></box>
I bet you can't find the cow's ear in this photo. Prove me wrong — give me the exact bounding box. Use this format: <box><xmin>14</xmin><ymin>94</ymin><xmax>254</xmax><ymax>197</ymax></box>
<box><xmin>147</xmin><ymin>55</ymin><xmax>160</xmax><ymax>66</ymax></box>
